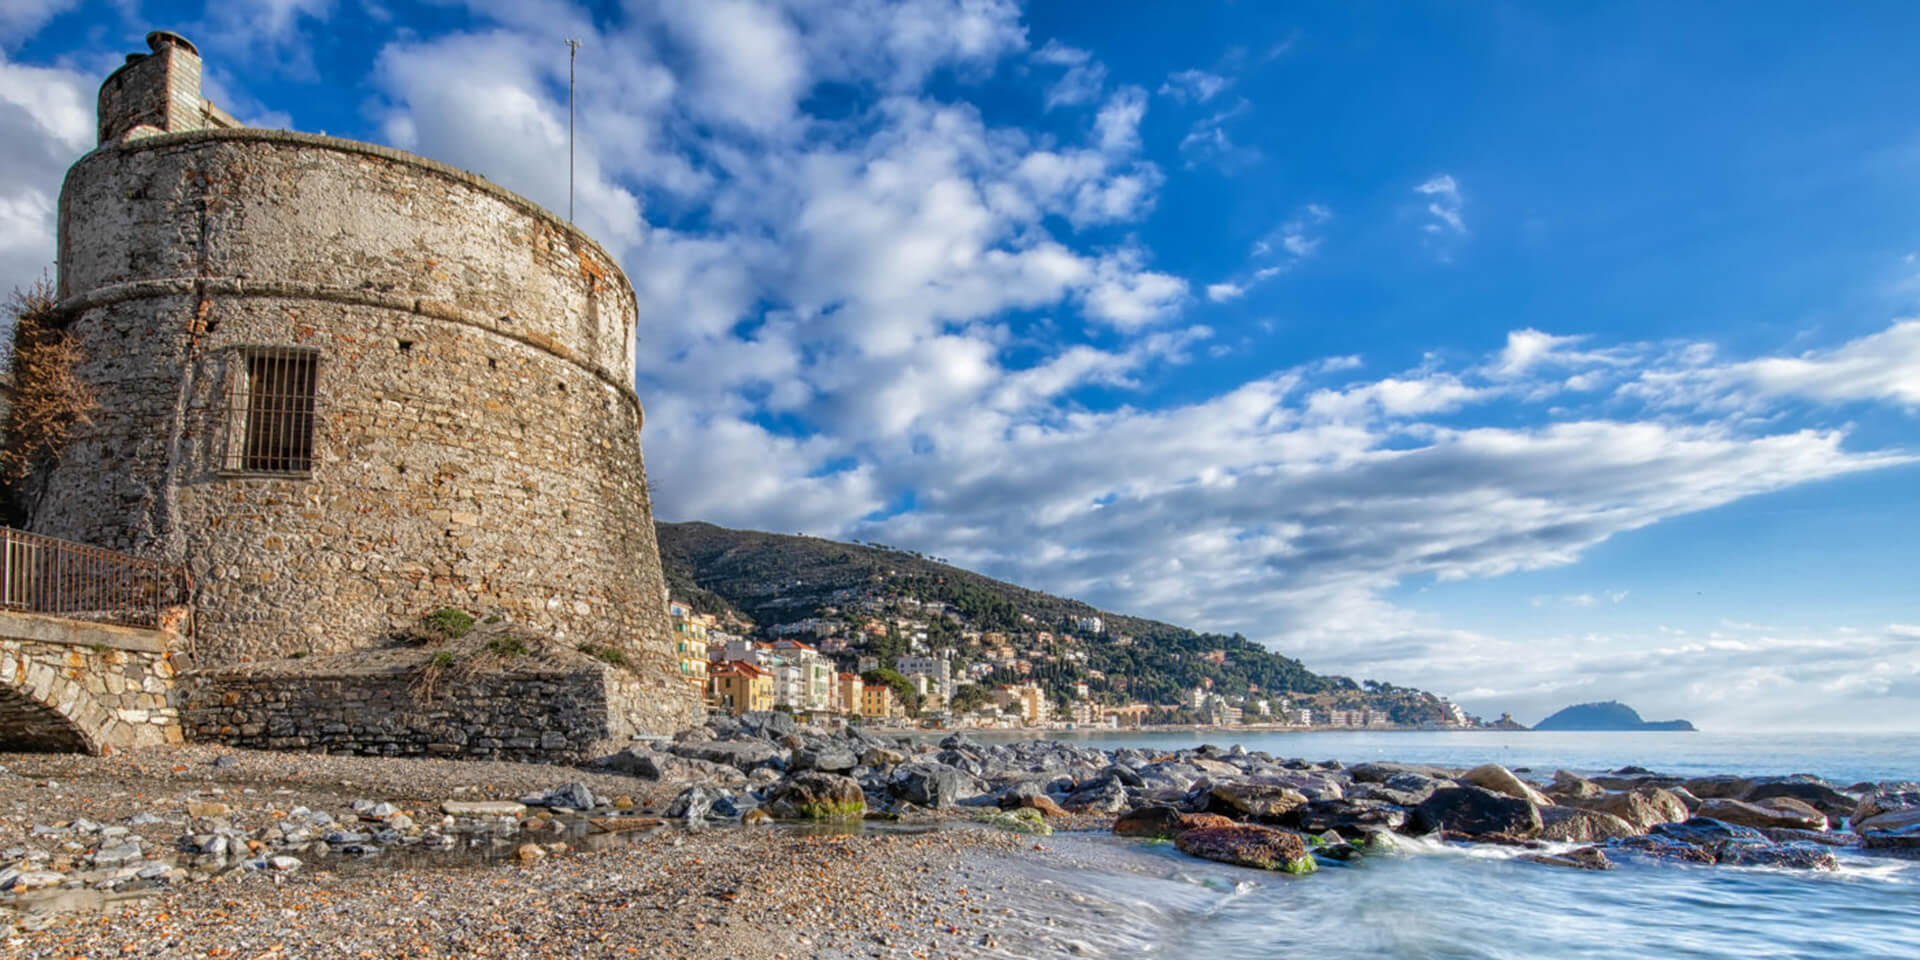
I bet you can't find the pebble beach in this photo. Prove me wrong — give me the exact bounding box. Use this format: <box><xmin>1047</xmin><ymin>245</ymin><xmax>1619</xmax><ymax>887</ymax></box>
<box><xmin>0</xmin><ymin>747</ymin><xmax>1052</xmax><ymax>959</ymax></box>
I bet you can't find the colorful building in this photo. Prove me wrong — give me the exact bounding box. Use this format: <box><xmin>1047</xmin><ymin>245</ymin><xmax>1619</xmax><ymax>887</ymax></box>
<box><xmin>709</xmin><ymin>660</ymin><xmax>774</xmax><ymax>716</ymax></box>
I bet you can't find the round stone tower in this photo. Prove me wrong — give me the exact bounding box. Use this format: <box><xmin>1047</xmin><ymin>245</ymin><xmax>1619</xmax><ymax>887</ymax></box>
<box><xmin>35</xmin><ymin>31</ymin><xmax>698</xmax><ymax>736</ymax></box>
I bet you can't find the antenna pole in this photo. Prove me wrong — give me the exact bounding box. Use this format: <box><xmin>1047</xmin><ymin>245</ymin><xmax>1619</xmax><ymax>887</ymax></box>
<box><xmin>566</xmin><ymin>38</ymin><xmax>583</xmax><ymax>222</ymax></box>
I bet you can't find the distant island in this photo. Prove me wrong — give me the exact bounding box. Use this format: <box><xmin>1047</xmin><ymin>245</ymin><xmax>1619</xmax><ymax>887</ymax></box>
<box><xmin>1534</xmin><ymin>700</ymin><xmax>1696</xmax><ymax>732</ymax></box>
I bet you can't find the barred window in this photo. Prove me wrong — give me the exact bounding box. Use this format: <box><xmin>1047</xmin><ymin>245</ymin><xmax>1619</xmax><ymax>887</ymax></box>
<box><xmin>224</xmin><ymin>347</ymin><xmax>318</xmax><ymax>474</ymax></box>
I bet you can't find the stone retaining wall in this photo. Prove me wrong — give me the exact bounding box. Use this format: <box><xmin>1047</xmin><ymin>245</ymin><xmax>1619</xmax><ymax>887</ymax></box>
<box><xmin>178</xmin><ymin>647</ymin><xmax>656</xmax><ymax>762</ymax></box>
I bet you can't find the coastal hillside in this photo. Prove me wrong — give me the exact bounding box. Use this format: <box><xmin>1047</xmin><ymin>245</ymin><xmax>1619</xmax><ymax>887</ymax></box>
<box><xmin>1534</xmin><ymin>701</ymin><xmax>1696</xmax><ymax>732</ymax></box>
<box><xmin>656</xmin><ymin>521</ymin><xmax>1465</xmax><ymax>724</ymax></box>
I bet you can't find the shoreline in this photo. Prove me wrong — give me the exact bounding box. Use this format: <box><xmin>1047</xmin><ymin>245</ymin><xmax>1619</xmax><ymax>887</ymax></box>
<box><xmin>3</xmin><ymin>727</ymin><xmax>1913</xmax><ymax>957</ymax></box>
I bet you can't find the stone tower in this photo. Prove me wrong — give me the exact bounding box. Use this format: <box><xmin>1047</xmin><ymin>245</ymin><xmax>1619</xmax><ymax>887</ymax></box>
<box><xmin>32</xmin><ymin>31</ymin><xmax>700</xmax><ymax>747</ymax></box>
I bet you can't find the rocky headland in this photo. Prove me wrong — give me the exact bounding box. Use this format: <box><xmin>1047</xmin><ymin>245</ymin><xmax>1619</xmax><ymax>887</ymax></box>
<box><xmin>1533</xmin><ymin>701</ymin><xmax>1697</xmax><ymax>732</ymax></box>
<box><xmin>4</xmin><ymin>715</ymin><xmax>1916</xmax><ymax>956</ymax></box>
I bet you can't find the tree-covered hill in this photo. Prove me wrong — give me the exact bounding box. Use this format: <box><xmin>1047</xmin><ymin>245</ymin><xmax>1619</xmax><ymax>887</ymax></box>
<box><xmin>656</xmin><ymin>521</ymin><xmax>1460</xmax><ymax>722</ymax></box>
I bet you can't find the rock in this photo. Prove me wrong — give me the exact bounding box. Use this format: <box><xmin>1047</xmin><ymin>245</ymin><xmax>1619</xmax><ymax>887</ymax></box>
<box><xmin>1113</xmin><ymin>806</ymin><xmax>1232</xmax><ymax>838</ymax></box>
<box><xmin>538</xmin><ymin>783</ymin><xmax>596</xmax><ymax>811</ymax></box>
<box><xmin>1611</xmin><ymin>834</ymin><xmax>1718</xmax><ymax>865</ymax></box>
<box><xmin>1414</xmin><ymin>786</ymin><xmax>1542</xmax><ymax>839</ymax></box>
<box><xmin>666</xmin><ymin>786</ymin><xmax>725</xmax><ymax>821</ymax></box>
<box><xmin>1538</xmin><ymin>805</ymin><xmax>1639</xmax><ymax>843</ymax></box>
<box><xmin>738</xmin><ymin>710</ymin><xmax>798</xmax><ymax>739</ymax></box>
<box><xmin>1739</xmin><ymin>780</ymin><xmax>1857</xmax><ymax>822</ymax></box>
<box><xmin>1174</xmin><ymin>824</ymin><xmax>1318</xmax><ymax>874</ymax></box>
<box><xmin>974</xmin><ymin>808</ymin><xmax>1052</xmax><ymax>836</ymax></box>
<box><xmin>1680</xmin><ymin>775</ymin><xmax>1756</xmax><ymax>800</ymax></box>
<box><xmin>861</xmin><ymin>746</ymin><xmax>908</xmax><ymax>768</ymax></box>
<box><xmin>1852</xmin><ymin>786</ymin><xmax>1920</xmax><ymax>829</ymax></box>
<box><xmin>1061</xmin><ymin>777</ymin><xmax>1130</xmax><ymax>814</ymax></box>
<box><xmin>1716</xmin><ymin>843</ymin><xmax>1840</xmax><ymax>870</ymax></box>
<box><xmin>1208</xmin><ymin>782</ymin><xmax>1309</xmax><ymax>821</ymax></box>
<box><xmin>1855</xmin><ymin>807</ymin><xmax>1920</xmax><ymax>833</ymax></box>
<box><xmin>91</xmin><ymin>841</ymin><xmax>143</xmax><ymax>867</ymax></box>
<box><xmin>1349</xmin><ymin>762</ymin><xmax>1455</xmax><ymax>783</ymax></box>
<box><xmin>1462</xmin><ymin>764</ymin><xmax>1553</xmax><ymax>806</ymax></box>
<box><xmin>185</xmin><ymin>802</ymin><xmax>231</xmax><ymax>818</ymax></box>
<box><xmin>765</xmin><ymin>772</ymin><xmax>867</xmax><ymax>821</ymax></box>
<box><xmin>670</xmin><ymin>739</ymin><xmax>785</xmax><ymax>772</ymax></box>
<box><xmin>1525</xmin><ymin>845</ymin><xmax>1614</xmax><ymax>870</ymax></box>
<box><xmin>1296</xmin><ymin>799</ymin><xmax>1408</xmax><ymax>834</ymax></box>
<box><xmin>742</xmin><ymin>809</ymin><xmax>771</xmax><ymax>826</ymax></box>
<box><xmin>1548</xmin><ymin>770</ymin><xmax>1604</xmax><ymax>801</ymax></box>
<box><xmin>1577</xmin><ymin>787</ymin><xmax>1689</xmax><ymax>832</ymax></box>
<box><xmin>890</xmin><ymin>763</ymin><xmax>984</xmax><ymax>810</ymax></box>
<box><xmin>212</xmin><ymin>754</ymin><xmax>239</xmax><ymax>769</ymax></box>
<box><xmin>268</xmin><ymin>856</ymin><xmax>301</xmax><ymax>871</ymax></box>
<box><xmin>441</xmin><ymin>801</ymin><xmax>526</xmax><ymax>817</ymax></box>
<box><xmin>1004</xmin><ymin>793</ymin><xmax>1069</xmax><ymax>818</ymax></box>
<box><xmin>792</xmin><ymin>743</ymin><xmax>860</xmax><ymax>773</ymax></box>
<box><xmin>1858</xmin><ymin>822</ymin><xmax>1920</xmax><ymax>852</ymax></box>
<box><xmin>1652</xmin><ymin>817</ymin><xmax>1768</xmax><ymax>850</ymax></box>
<box><xmin>1698</xmin><ymin>798</ymin><xmax>1826</xmax><ymax>832</ymax></box>
<box><xmin>515</xmin><ymin>843</ymin><xmax>545</xmax><ymax>863</ymax></box>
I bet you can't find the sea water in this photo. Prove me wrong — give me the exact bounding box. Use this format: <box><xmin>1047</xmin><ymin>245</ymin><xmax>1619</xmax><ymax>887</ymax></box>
<box><xmin>966</xmin><ymin>730</ymin><xmax>1919</xmax><ymax>959</ymax></box>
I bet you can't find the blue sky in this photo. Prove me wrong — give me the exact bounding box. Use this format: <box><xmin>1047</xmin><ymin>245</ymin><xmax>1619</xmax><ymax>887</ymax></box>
<box><xmin>5</xmin><ymin>1</ymin><xmax>1918</xmax><ymax>729</ymax></box>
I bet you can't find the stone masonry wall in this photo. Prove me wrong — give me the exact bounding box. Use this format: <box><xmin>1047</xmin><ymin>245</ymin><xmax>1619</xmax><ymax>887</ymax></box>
<box><xmin>0</xmin><ymin>612</ymin><xmax>183</xmax><ymax>753</ymax></box>
<box><xmin>179</xmin><ymin>654</ymin><xmax>653</xmax><ymax>763</ymax></box>
<box><xmin>39</xmin><ymin>129</ymin><xmax>698</xmax><ymax>735</ymax></box>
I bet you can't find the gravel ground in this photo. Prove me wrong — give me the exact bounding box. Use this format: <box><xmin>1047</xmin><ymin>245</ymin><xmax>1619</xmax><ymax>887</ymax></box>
<box><xmin>0</xmin><ymin>747</ymin><xmax>1097</xmax><ymax>959</ymax></box>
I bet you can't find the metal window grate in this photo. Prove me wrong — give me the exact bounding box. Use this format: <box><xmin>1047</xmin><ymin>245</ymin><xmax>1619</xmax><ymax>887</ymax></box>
<box><xmin>225</xmin><ymin>347</ymin><xmax>318</xmax><ymax>474</ymax></box>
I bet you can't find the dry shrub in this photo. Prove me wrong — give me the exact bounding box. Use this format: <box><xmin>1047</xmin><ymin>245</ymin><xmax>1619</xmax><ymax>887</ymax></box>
<box><xmin>2</xmin><ymin>278</ymin><xmax>95</xmax><ymax>514</ymax></box>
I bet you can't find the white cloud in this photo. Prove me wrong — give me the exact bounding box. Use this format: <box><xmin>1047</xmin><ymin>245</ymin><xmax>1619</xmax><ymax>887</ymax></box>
<box><xmin>1093</xmin><ymin>86</ymin><xmax>1147</xmax><ymax>154</ymax></box>
<box><xmin>0</xmin><ymin>52</ymin><xmax>94</xmax><ymax>297</ymax></box>
<box><xmin>1159</xmin><ymin>68</ymin><xmax>1230</xmax><ymax>103</ymax></box>
<box><xmin>0</xmin><ymin>0</ymin><xmax>79</xmax><ymax>45</ymax></box>
<box><xmin>1211</xmin><ymin>204</ymin><xmax>1331</xmax><ymax>302</ymax></box>
<box><xmin>1032</xmin><ymin>39</ymin><xmax>1105</xmax><ymax>109</ymax></box>
<box><xmin>1415</xmin><ymin>173</ymin><xmax>1466</xmax><ymax>234</ymax></box>
<box><xmin>1178</xmin><ymin>99</ymin><xmax>1257</xmax><ymax>169</ymax></box>
<box><xmin>1206</xmin><ymin>282</ymin><xmax>1245</xmax><ymax>303</ymax></box>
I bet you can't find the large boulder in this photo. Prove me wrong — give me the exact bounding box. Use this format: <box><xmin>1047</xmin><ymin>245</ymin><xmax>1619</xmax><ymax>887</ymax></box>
<box><xmin>1414</xmin><ymin>786</ymin><xmax>1542</xmax><ymax>839</ymax></box>
<box><xmin>1716</xmin><ymin>843</ymin><xmax>1840</xmax><ymax>870</ymax></box>
<box><xmin>1547</xmin><ymin>770</ymin><xmax>1605</xmax><ymax>802</ymax></box>
<box><xmin>1462</xmin><ymin>764</ymin><xmax>1552</xmax><ymax>806</ymax></box>
<box><xmin>1855</xmin><ymin>807</ymin><xmax>1920</xmax><ymax>850</ymax></box>
<box><xmin>670</xmin><ymin>739</ymin><xmax>786</xmax><ymax>773</ymax></box>
<box><xmin>1680</xmin><ymin>775</ymin><xmax>1756</xmax><ymax>800</ymax></box>
<box><xmin>791</xmin><ymin>742</ymin><xmax>860</xmax><ymax>773</ymax></box>
<box><xmin>1578</xmin><ymin>787</ymin><xmax>1689</xmax><ymax>832</ymax></box>
<box><xmin>1208</xmin><ymin>782</ymin><xmax>1309</xmax><ymax>821</ymax></box>
<box><xmin>1174</xmin><ymin>823</ymin><xmax>1317</xmax><ymax>874</ymax></box>
<box><xmin>1296</xmin><ymin>799</ymin><xmax>1408</xmax><ymax>834</ymax></box>
<box><xmin>766</xmin><ymin>772</ymin><xmax>867</xmax><ymax>821</ymax></box>
<box><xmin>1698</xmin><ymin>798</ymin><xmax>1827</xmax><ymax>832</ymax></box>
<box><xmin>1112</xmin><ymin>806</ymin><xmax>1234</xmax><ymax>838</ymax></box>
<box><xmin>1062</xmin><ymin>776</ymin><xmax>1131</xmax><ymax>814</ymax></box>
<box><xmin>890</xmin><ymin>762</ymin><xmax>985</xmax><ymax>810</ymax></box>
<box><xmin>1538</xmin><ymin>805</ymin><xmax>1639</xmax><ymax>843</ymax></box>
<box><xmin>738</xmin><ymin>710</ymin><xmax>799</xmax><ymax>739</ymax></box>
<box><xmin>1739</xmin><ymin>780</ymin><xmax>1856</xmax><ymax>822</ymax></box>
<box><xmin>1525</xmin><ymin>846</ymin><xmax>1614</xmax><ymax>871</ymax></box>
<box><xmin>1852</xmin><ymin>785</ymin><xmax>1920</xmax><ymax>829</ymax></box>
<box><xmin>666</xmin><ymin>786</ymin><xmax>728</xmax><ymax>821</ymax></box>
<box><xmin>1350</xmin><ymin>762</ymin><xmax>1455</xmax><ymax>783</ymax></box>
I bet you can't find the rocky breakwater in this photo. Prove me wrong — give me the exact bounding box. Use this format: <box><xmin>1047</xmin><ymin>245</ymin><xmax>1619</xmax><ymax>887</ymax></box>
<box><xmin>585</xmin><ymin>717</ymin><xmax>1917</xmax><ymax>880</ymax></box>
<box><xmin>1088</xmin><ymin>751</ymin><xmax>1920</xmax><ymax>876</ymax></box>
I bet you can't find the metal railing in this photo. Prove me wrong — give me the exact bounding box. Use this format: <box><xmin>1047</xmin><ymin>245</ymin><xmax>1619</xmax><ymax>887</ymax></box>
<box><xmin>0</xmin><ymin>527</ymin><xmax>186</xmax><ymax>629</ymax></box>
